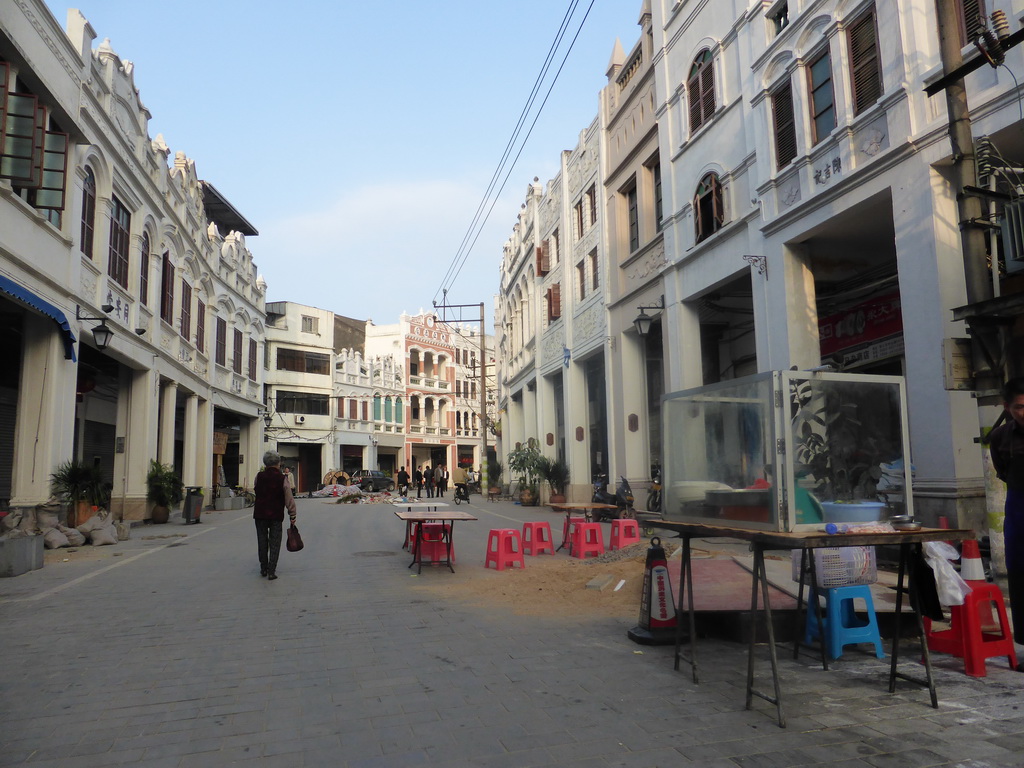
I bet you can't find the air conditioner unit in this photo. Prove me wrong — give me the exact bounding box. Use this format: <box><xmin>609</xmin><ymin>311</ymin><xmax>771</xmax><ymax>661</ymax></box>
<box><xmin>295</xmin><ymin>415</ymin><xmax>306</xmax><ymax>425</ymax></box>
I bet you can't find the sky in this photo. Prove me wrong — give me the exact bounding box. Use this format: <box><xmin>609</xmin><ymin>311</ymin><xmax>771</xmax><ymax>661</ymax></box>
<box><xmin>44</xmin><ymin>1</ymin><xmax>643</xmax><ymax>332</ymax></box>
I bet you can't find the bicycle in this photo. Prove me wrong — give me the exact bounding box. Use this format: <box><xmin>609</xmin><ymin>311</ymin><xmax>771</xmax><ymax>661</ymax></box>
<box><xmin>233</xmin><ymin>486</ymin><xmax>255</xmax><ymax>507</ymax></box>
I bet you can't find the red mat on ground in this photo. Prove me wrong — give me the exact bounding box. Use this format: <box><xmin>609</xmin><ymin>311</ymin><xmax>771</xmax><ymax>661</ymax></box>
<box><xmin>667</xmin><ymin>558</ymin><xmax>798</xmax><ymax>612</ymax></box>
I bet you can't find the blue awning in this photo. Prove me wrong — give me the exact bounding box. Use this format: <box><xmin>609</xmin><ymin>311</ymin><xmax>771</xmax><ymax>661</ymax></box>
<box><xmin>0</xmin><ymin>274</ymin><xmax>77</xmax><ymax>361</ymax></box>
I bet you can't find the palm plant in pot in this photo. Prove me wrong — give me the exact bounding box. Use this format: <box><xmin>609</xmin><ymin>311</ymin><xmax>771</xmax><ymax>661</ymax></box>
<box><xmin>146</xmin><ymin>460</ymin><xmax>184</xmax><ymax>524</ymax></box>
<box><xmin>539</xmin><ymin>456</ymin><xmax>570</xmax><ymax>504</ymax></box>
<box><xmin>791</xmin><ymin>377</ymin><xmax>889</xmax><ymax>523</ymax></box>
<box><xmin>507</xmin><ymin>440</ymin><xmax>544</xmax><ymax>506</ymax></box>
<box><xmin>487</xmin><ymin>458</ymin><xmax>504</xmax><ymax>496</ymax></box>
<box><xmin>50</xmin><ymin>459</ymin><xmax>105</xmax><ymax>527</ymax></box>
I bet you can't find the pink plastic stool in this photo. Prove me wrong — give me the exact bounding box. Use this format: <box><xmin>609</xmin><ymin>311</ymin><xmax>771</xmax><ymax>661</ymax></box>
<box><xmin>609</xmin><ymin>519</ymin><xmax>641</xmax><ymax>551</ymax></box>
<box><xmin>572</xmin><ymin>522</ymin><xmax>605</xmax><ymax>560</ymax></box>
<box><xmin>415</xmin><ymin>523</ymin><xmax>452</xmax><ymax>564</ymax></box>
<box><xmin>522</xmin><ymin>521</ymin><xmax>554</xmax><ymax>555</ymax></box>
<box><xmin>485</xmin><ymin>529</ymin><xmax>525</xmax><ymax>571</ymax></box>
<box><xmin>561</xmin><ymin>515</ymin><xmax>587</xmax><ymax>552</ymax></box>
<box><xmin>924</xmin><ymin>582</ymin><xmax>1018</xmax><ymax>677</ymax></box>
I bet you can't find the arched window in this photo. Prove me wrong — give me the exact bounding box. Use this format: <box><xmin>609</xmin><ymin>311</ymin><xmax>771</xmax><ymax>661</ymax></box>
<box><xmin>80</xmin><ymin>167</ymin><xmax>96</xmax><ymax>259</ymax></box>
<box><xmin>396</xmin><ymin>397</ymin><xmax>403</xmax><ymax>424</ymax></box>
<box><xmin>694</xmin><ymin>173</ymin><xmax>724</xmax><ymax>243</ymax></box>
<box><xmin>373</xmin><ymin>394</ymin><xmax>381</xmax><ymax>421</ymax></box>
<box><xmin>384</xmin><ymin>396</ymin><xmax>393</xmax><ymax>422</ymax></box>
<box><xmin>687</xmin><ymin>49</ymin><xmax>716</xmax><ymax>133</ymax></box>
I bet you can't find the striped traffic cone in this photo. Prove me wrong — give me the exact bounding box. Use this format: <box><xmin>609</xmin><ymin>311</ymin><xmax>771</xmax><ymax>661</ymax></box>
<box><xmin>961</xmin><ymin>539</ymin><xmax>997</xmax><ymax>631</ymax></box>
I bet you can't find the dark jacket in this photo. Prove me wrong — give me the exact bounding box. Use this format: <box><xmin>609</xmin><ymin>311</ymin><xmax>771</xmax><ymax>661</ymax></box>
<box><xmin>254</xmin><ymin>466</ymin><xmax>291</xmax><ymax>521</ymax></box>
<box><xmin>991</xmin><ymin>418</ymin><xmax>1024</xmax><ymax>491</ymax></box>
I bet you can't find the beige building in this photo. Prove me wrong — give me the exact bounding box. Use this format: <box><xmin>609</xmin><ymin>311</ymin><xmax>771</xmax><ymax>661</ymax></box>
<box><xmin>0</xmin><ymin>2</ymin><xmax>265</xmax><ymax>520</ymax></box>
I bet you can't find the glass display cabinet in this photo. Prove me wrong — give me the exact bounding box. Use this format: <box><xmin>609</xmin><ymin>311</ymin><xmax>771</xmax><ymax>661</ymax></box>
<box><xmin>661</xmin><ymin>370</ymin><xmax>913</xmax><ymax>532</ymax></box>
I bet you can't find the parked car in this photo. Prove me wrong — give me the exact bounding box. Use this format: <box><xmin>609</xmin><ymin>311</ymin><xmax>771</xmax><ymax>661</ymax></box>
<box><xmin>350</xmin><ymin>469</ymin><xmax>395</xmax><ymax>492</ymax></box>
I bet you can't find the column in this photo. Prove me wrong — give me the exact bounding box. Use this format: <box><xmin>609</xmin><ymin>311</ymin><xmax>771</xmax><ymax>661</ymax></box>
<box><xmin>195</xmin><ymin>397</ymin><xmax>213</xmax><ymax>492</ymax></box>
<box><xmin>181</xmin><ymin>393</ymin><xmax>199</xmax><ymax>486</ymax></box>
<box><xmin>564</xmin><ymin>360</ymin><xmax>588</xmax><ymax>498</ymax></box>
<box><xmin>158</xmin><ymin>381</ymin><xmax>177</xmax><ymax>466</ymax></box>
<box><xmin>10</xmin><ymin>316</ymin><xmax>77</xmax><ymax>507</ymax></box>
<box><xmin>619</xmin><ymin>331</ymin><xmax>647</xmax><ymax>480</ymax></box>
<box><xmin>123</xmin><ymin>367</ymin><xmax>158</xmax><ymax>520</ymax></box>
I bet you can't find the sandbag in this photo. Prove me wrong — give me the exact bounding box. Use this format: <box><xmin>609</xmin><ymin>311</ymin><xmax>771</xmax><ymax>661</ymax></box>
<box><xmin>89</xmin><ymin>525</ymin><xmax>117</xmax><ymax>546</ymax></box>
<box><xmin>58</xmin><ymin>524</ymin><xmax>86</xmax><ymax>547</ymax></box>
<box><xmin>37</xmin><ymin>510</ymin><xmax>59</xmax><ymax>531</ymax></box>
<box><xmin>43</xmin><ymin>527</ymin><xmax>70</xmax><ymax>549</ymax></box>
<box><xmin>77</xmin><ymin>514</ymin><xmax>101</xmax><ymax>535</ymax></box>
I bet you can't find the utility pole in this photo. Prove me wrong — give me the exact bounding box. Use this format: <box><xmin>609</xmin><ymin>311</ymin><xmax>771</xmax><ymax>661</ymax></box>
<box><xmin>433</xmin><ymin>298</ymin><xmax>490</xmax><ymax>490</ymax></box>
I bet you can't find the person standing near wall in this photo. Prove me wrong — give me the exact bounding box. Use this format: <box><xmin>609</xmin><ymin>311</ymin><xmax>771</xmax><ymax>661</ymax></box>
<box><xmin>414</xmin><ymin>465</ymin><xmax>423</xmax><ymax>498</ymax></box>
<box><xmin>253</xmin><ymin>450</ymin><xmax>297</xmax><ymax>581</ymax></box>
<box><xmin>424</xmin><ymin>464</ymin><xmax>433</xmax><ymax>498</ymax></box>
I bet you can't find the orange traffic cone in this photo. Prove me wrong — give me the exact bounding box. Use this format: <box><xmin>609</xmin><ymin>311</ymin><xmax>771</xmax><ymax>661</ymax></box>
<box><xmin>961</xmin><ymin>539</ymin><xmax>997</xmax><ymax>631</ymax></box>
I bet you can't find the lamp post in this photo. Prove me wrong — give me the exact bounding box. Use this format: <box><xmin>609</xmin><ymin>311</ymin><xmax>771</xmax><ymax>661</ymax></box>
<box><xmin>633</xmin><ymin>296</ymin><xmax>664</xmax><ymax>337</ymax></box>
<box><xmin>76</xmin><ymin>304</ymin><xmax>115</xmax><ymax>351</ymax></box>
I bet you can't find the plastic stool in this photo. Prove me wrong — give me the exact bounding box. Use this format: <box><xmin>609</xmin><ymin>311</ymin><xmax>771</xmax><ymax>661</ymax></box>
<box><xmin>562</xmin><ymin>516</ymin><xmax>587</xmax><ymax>553</ymax></box>
<box><xmin>924</xmin><ymin>583</ymin><xmax>1018</xmax><ymax>677</ymax></box>
<box><xmin>572</xmin><ymin>522</ymin><xmax>605</xmax><ymax>560</ymax></box>
<box><xmin>415</xmin><ymin>523</ymin><xmax>452</xmax><ymax>564</ymax></box>
<box><xmin>609</xmin><ymin>519</ymin><xmax>641</xmax><ymax>551</ymax></box>
<box><xmin>804</xmin><ymin>584</ymin><xmax>885</xmax><ymax>660</ymax></box>
<box><xmin>485</xmin><ymin>529</ymin><xmax>525</xmax><ymax>571</ymax></box>
<box><xmin>522</xmin><ymin>521</ymin><xmax>554</xmax><ymax>556</ymax></box>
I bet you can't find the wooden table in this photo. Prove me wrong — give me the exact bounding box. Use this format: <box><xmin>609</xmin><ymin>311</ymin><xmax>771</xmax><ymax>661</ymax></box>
<box><xmin>548</xmin><ymin>503</ymin><xmax>620</xmax><ymax>551</ymax></box>
<box><xmin>393</xmin><ymin>507</ymin><xmax>476</xmax><ymax>573</ymax></box>
<box><xmin>648</xmin><ymin>520</ymin><xmax>973</xmax><ymax>728</ymax></box>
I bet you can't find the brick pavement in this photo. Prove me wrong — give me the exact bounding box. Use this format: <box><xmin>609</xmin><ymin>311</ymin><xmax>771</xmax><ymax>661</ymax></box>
<box><xmin>0</xmin><ymin>495</ymin><xmax>1021</xmax><ymax>767</ymax></box>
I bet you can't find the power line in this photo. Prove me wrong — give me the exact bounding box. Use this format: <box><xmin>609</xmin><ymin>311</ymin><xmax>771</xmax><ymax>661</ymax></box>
<box><xmin>434</xmin><ymin>0</ymin><xmax>597</xmax><ymax>305</ymax></box>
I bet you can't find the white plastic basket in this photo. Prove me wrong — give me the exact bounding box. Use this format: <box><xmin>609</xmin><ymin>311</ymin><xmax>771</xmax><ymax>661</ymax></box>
<box><xmin>791</xmin><ymin>546</ymin><xmax>877</xmax><ymax>587</ymax></box>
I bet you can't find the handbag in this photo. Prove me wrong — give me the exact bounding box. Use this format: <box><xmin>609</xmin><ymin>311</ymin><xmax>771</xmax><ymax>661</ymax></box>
<box><xmin>286</xmin><ymin>522</ymin><xmax>304</xmax><ymax>552</ymax></box>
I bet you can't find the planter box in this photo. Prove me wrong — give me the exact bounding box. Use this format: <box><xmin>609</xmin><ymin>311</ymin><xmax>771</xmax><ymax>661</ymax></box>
<box><xmin>231</xmin><ymin>497</ymin><xmax>245</xmax><ymax>510</ymax></box>
<box><xmin>215</xmin><ymin>497</ymin><xmax>233</xmax><ymax>510</ymax></box>
<box><xmin>0</xmin><ymin>535</ymin><xmax>44</xmax><ymax>577</ymax></box>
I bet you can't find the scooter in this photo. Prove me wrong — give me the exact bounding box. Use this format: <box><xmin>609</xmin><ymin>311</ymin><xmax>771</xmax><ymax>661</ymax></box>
<box><xmin>592</xmin><ymin>474</ymin><xmax>636</xmax><ymax>520</ymax></box>
<box><xmin>453</xmin><ymin>483</ymin><xmax>470</xmax><ymax>505</ymax></box>
<box><xmin>646</xmin><ymin>469</ymin><xmax>662</xmax><ymax>514</ymax></box>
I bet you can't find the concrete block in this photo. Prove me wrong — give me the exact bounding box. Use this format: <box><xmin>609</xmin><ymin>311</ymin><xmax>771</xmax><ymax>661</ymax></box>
<box><xmin>0</xmin><ymin>535</ymin><xmax>44</xmax><ymax>577</ymax></box>
<box><xmin>586</xmin><ymin>573</ymin><xmax>615</xmax><ymax>591</ymax></box>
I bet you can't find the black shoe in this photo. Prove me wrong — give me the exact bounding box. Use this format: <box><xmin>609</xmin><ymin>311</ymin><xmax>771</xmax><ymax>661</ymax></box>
<box><xmin>260</xmin><ymin>568</ymin><xmax>268</xmax><ymax>577</ymax></box>
<box><xmin>267</xmin><ymin>572</ymin><xmax>278</xmax><ymax>580</ymax></box>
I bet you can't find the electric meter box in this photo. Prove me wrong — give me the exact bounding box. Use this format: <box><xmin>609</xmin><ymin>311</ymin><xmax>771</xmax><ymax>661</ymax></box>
<box><xmin>661</xmin><ymin>370</ymin><xmax>914</xmax><ymax>532</ymax></box>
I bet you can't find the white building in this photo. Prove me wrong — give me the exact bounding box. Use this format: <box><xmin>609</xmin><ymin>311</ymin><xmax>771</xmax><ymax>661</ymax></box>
<box><xmin>0</xmin><ymin>2</ymin><xmax>265</xmax><ymax>520</ymax></box>
<box><xmin>494</xmin><ymin>0</ymin><xmax>1024</xmax><ymax>527</ymax></box>
<box><xmin>263</xmin><ymin>302</ymin><xmax>405</xmax><ymax>489</ymax></box>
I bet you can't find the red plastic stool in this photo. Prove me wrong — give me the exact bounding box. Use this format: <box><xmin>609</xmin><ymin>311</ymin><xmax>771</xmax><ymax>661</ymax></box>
<box><xmin>609</xmin><ymin>519</ymin><xmax>641</xmax><ymax>551</ymax></box>
<box><xmin>572</xmin><ymin>522</ymin><xmax>605</xmax><ymax>560</ymax></box>
<box><xmin>485</xmin><ymin>529</ymin><xmax>525</xmax><ymax>571</ymax></box>
<box><xmin>522</xmin><ymin>521</ymin><xmax>554</xmax><ymax>555</ymax></box>
<box><xmin>924</xmin><ymin>582</ymin><xmax>1018</xmax><ymax>677</ymax></box>
<box><xmin>415</xmin><ymin>523</ymin><xmax>452</xmax><ymax>565</ymax></box>
<box><xmin>562</xmin><ymin>515</ymin><xmax>587</xmax><ymax>553</ymax></box>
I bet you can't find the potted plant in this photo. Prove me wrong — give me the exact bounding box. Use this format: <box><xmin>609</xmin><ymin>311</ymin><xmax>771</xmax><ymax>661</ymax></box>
<box><xmin>50</xmin><ymin>459</ymin><xmax>105</xmax><ymax>527</ymax></box>
<box><xmin>540</xmin><ymin>456</ymin><xmax>570</xmax><ymax>504</ymax></box>
<box><xmin>487</xmin><ymin>458</ymin><xmax>504</xmax><ymax>498</ymax></box>
<box><xmin>146</xmin><ymin>460</ymin><xmax>184</xmax><ymax>524</ymax></box>
<box><xmin>507</xmin><ymin>441</ymin><xmax>544</xmax><ymax>506</ymax></box>
<box><xmin>791</xmin><ymin>378</ymin><xmax>887</xmax><ymax>523</ymax></box>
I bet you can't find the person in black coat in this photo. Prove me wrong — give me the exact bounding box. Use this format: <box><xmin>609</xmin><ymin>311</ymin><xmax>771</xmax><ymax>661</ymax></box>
<box><xmin>989</xmin><ymin>377</ymin><xmax>1024</xmax><ymax>651</ymax></box>
<box><xmin>413</xmin><ymin>466</ymin><xmax>423</xmax><ymax>498</ymax></box>
<box><xmin>424</xmin><ymin>464</ymin><xmax>433</xmax><ymax>498</ymax></box>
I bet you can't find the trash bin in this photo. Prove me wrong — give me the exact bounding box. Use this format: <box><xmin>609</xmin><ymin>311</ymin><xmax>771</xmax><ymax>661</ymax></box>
<box><xmin>183</xmin><ymin>487</ymin><xmax>203</xmax><ymax>524</ymax></box>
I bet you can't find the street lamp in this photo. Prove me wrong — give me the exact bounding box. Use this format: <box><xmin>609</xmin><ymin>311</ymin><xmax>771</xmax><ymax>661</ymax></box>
<box><xmin>633</xmin><ymin>296</ymin><xmax>664</xmax><ymax>337</ymax></box>
<box><xmin>76</xmin><ymin>304</ymin><xmax>115</xmax><ymax>351</ymax></box>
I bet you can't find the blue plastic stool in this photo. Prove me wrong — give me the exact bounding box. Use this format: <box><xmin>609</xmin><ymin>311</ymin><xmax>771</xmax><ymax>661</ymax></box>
<box><xmin>804</xmin><ymin>584</ymin><xmax>885</xmax><ymax>660</ymax></box>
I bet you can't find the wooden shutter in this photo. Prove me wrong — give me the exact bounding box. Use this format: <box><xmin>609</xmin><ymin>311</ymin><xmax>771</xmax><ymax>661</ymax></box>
<box><xmin>35</xmin><ymin>130</ymin><xmax>69</xmax><ymax>210</ymax></box>
<box><xmin>687</xmin><ymin>72</ymin><xmax>702</xmax><ymax>132</ymax></box>
<box><xmin>958</xmin><ymin>0</ymin><xmax>986</xmax><ymax>46</ymax></box>
<box><xmin>0</xmin><ymin>92</ymin><xmax>39</xmax><ymax>182</ymax></box>
<box><xmin>848</xmin><ymin>10</ymin><xmax>882</xmax><ymax>115</ymax></box>
<box><xmin>772</xmin><ymin>81</ymin><xmax>797</xmax><ymax>169</ymax></box>
<box><xmin>551</xmin><ymin>283</ymin><xmax>561</xmax><ymax>318</ymax></box>
<box><xmin>536</xmin><ymin>243</ymin><xmax>549</xmax><ymax>275</ymax></box>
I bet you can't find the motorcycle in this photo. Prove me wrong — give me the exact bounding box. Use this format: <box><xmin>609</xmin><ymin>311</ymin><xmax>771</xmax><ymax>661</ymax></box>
<box><xmin>591</xmin><ymin>474</ymin><xmax>636</xmax><ymax>520</ymax></box>
<box><xmin>646</xmin><ymin>469</ymin><xmax>662</xmax><ymax>514</ymax></box>
<box><xmin>453</xmin><ymin>483</ymin><xmax>470</xmax><ymax>505</ymax></box>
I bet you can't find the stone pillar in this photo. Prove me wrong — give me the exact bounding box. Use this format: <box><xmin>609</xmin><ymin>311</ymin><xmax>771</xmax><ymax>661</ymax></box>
<box><xmin>158</xmin><ymin>380</ymin><xmax>177</xmax><ymax>466</ymax></box>
<box><xmin>565</xmin><ymin>359</ymin><xmax>588</xmax><ymax>499</ymax></box>
<box><xmin>10</xmin><ymin>315</ymin><xmax>77</xmax><ymax>507</ymax></box>
<box><xmin>195</xmin><ymin>397</ymin><xmax>213</xmax><ymax>493</ymax></box>
<box><xmin>620</xmin><ymin>331</ymin><xmax>647</xmax><ymax>481</ymax></box>
<box><xmin>181</xmin><ymin>393</ymin><xmax>199</xmax><ymax>486</ymax></box>
<box><xmin>119</xmin><ymin>367</ymin><xmax>158</xmax><ymax>520</ymax></box>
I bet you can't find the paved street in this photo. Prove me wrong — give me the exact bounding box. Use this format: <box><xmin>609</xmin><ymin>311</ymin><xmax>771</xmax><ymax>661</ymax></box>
<box><xmin>1</xmin><ymin>495</ymin><xmax>1022</xmax><ymax>768</ymax></box>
